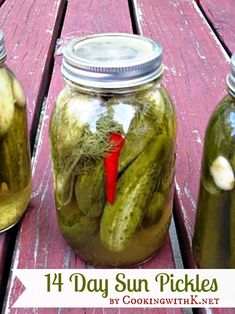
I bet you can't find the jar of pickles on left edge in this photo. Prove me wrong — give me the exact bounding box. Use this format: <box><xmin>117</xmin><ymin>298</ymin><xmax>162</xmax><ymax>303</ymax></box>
<box><xmin>0</xmin><ymin>31</ymin><xmax>32</xmax><ymax>232</ymax></box>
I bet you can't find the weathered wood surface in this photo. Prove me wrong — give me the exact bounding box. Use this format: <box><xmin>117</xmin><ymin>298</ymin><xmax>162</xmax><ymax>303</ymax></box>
<box><xmin>198</xmin><ymin>309</ymin><xmax>235</xmax><ymax>314</ymax></box>
<box><xmin>2</xmin><ymin>0</ymin><xmax>184</xmax><ymax>313</ymax></box>
<box><xmin>0</xmin><ymin>0</ymin><xmax>66</xmax><ymax>300</ymax></box>
<box><xmin>132</xmin><ymin>0</ymin><xmax>234</xmax><ymax>313</ymax></box>
<box><xmin>132</xmin><ymin>0</ymin><xmax>230</xmax><ymax>264</ymax></box>
<box><xmin>199</xmin><ymin>0</ymin><xmax>235</xmax><ymax>53</ymax></box>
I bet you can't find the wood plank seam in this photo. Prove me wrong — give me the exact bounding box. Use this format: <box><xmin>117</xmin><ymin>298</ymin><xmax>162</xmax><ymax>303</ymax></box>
<box><xmin>191</xmin><ymin>1</ymin><xmax>230</xmax><ymax>61</ymax></box>
<box><xmin>129</xmin><ymin>0</ymin><xmax>185</xmax><ymax>270</ymax></box>
<box><xmin>196</xmin><ymin>1</ymin><xmax>232</xmax><ymax>57</ymax></box>
<box><xmin>29</xmin><ymin>0</ymin><xmax>68</xmax><ymax>149</ymax></box>
<box><xmin>127</xmin><ymin>0</ymin><xmax>139</xmax><ymax>34</ymax></box>
<box><xmin>127</xmin><ymin>5</ymin><xmax>235</xmax><ymax>314</ymax></box>
<box><xmin>174</xmin><ymin>0</ymin><xmax>231</xmax><ymax>270</ymax></box>
<box><xmin>129</xmin><ymin>0</ymin><xmax>231</xmax><ymax>272</ymax></box>
<box><xmin>130</xmin><ymin>0</ymin><xmax>143</xmax><ymax>35</ymax></box>
<box><xmin>169</xmin><ymin>217</ymin><xmax>184</xmax><ymax>270</ymax></box>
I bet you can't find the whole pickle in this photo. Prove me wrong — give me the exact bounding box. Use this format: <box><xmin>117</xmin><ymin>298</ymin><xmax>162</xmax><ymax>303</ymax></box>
<box><xmin>50</xmin><ymin>93</ymin><xmax>85</xmax><ymax>173</ymax></box>
<box><xmin>100</xmin><ymin>135</ymin><xmax>169</xmax><ymax>252</ymax></box>
<box><xmin>0</xmin><ymin>182</ymin><xmax>31</xmax><ymax>231</ymax></box>
<box><xmin>137</xmin><ymin>195</ymin><xmax>172</xmax><ymax>248</ymax></box>
<box><xmin>118</xmin><ymin>87</ymin><xmax>172</xmax><ymax>173</ymax></box>
<box><xmin>57</xmin><ymin>199</ymin><xmax>82</xmax><ymax>226</ymax></box>
<box><xmin>59</xmin><ymin>214</ymin><xmax>99</xmax><ymax>245</ymax></box>
<box><xmin>159</xmin><ymin>142</ymin><xmax>175</xmax><ymax>193</ymax></box>
<box><xmin>143</xmin><ymin>135</ymin><xmax>175</xmax><ymax>227</ymax></box>
<box><xmin>12</xmin><ymin>77</ymin><xmax>26</xmax><ymax>107</ymax></box>
<box><xmin>159</xmin><ymin>87</ymin><xmax>176</xmax><ymax>137</ymax></box>
<box><xmin>0</xmin><ymin>67</ymin><xmax>14</xmax><ymax>138</ymax></box>
<box><xmin>0</xmin><ymin>105</ymin><xmax>31</xmax><ymax>192</ymax></box>
<box><xmin>143</xmin><ymin>192</ymin><xmax>165</xmax><ymax>227</ymax></box>
<box><xmin>57</xmin><ymin>198</ymin><xmax>99</xmax><ymax>245</ymax></box>
<box><xmin>55</xmin><ymin>172</ymin><xmax>76</xmax><ymax>209</ymax></box>
<box><xmin>50</xmin><ymin>93</ymin><xmax>85</xmax><ymax>206</ymax></box>
<box><xmin>118</xmin><ymin>114</ymin><xmax>155</xmax><ymax>172</ymax></box>
<box><xmin>7</xmin><ymin>68</ymin><xmax>26</xmax><ymax>108</ymax></box>
<box><xmin>75</xmin><ymin>160</ymin><xmax>105</xmax><ymax>217</ymax></box>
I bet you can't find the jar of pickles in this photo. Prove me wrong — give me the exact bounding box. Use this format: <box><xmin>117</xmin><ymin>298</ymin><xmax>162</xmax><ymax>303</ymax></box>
<box><xmin>49</xmin><ymin>33</ymin><xmax>176</xmax><ymax>266</ymax></box>
<box><xmin>0</xmin><ymin>31</ymin><xmax>31</xmax><ymax>232</ymax></box>
<box><xmin>193</xmin><ymin>54</ymin><xmax>235</xmax><ymax>268</ymax></box>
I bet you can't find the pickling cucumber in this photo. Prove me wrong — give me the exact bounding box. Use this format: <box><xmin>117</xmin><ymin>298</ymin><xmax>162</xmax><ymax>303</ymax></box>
<box><xmin>0</xmin><ymin>67</ymin><xmax>14</xmax><ymax>138</ymax></box>
<box><xmin>0</xmin><ymin>105</ymin><xmax>31</xmax><ymax>192</ymax></box>
<box><xmin>100</xmin><ymin>135</ymin><xmax>169</xmax><ymax>252</ymax></box>
<box><xmin>75</xmin><ymin>160</ymin><xmax>105</xmax><ymax>217</ymax></box>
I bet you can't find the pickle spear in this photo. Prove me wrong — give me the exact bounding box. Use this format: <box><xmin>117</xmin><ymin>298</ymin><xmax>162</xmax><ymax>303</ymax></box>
<box><xmin>50</xmin><ymin>94</ymin><xmax>85</xmax><ymax>207</ymax></box>
<box><xmin>100</xmin><ymin>135</ymin><xmax>169</xmax><ymax>252</ymax></box>
<box><xmin>75</xmin><ymin>160</ymin><xmax>105</xmax><ymax>217</ymax></box>
<box><xmin>0</xmin><ymin>67</ymin><xmax>14</xmax><ymax>138</ymax></box>
<box><xmin>59</xmin><ymin>212</ymin><xmax>99</xmax><ymax>245</ymax></box>
<box><xmin>118</xmin><ymin>114</ymin><xmax>155</xmax><ymax>172</ymax></box>
<box><xmin>12</xmin><ymin>77</ymin><xmax>26</xmax><ymax>108</ymax></box>
<box><xmin>57</xmin><ymin>198</ymin><xmax>99</xmax><ymax>245</ymax></box>
<box><xmin>118</xmin><ymin>88</ymin><xmax>169</xmax><ymax>173</ymax></box>
<box><xmin>143</xmin><ymin>192</ymin><xmax>165</xmax><ymax>227</ymax></box>
<box><xmin>0</xmin><ymin>105</ymin><xmax>31</xmax><ymax>192</ymax></box>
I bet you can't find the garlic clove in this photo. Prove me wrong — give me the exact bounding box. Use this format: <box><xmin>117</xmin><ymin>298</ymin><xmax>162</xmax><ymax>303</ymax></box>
<box><xmin>210</xmin><ymin>155</ymin><xmax>235</xmax><ymax>191</ymax></box>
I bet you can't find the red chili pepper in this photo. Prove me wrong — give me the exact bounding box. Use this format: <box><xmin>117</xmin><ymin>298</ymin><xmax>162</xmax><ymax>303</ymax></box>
<box><xmin>104</xmin><ymin>133</ymin><xmax>125</xmax><ymax>204</ymax></box>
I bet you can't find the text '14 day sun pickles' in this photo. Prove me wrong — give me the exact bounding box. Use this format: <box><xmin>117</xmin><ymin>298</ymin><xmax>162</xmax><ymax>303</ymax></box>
<box><xmin>49</xmin><ymin>33</ymin><xmax>177</xmax><ymax>266</ymax></box>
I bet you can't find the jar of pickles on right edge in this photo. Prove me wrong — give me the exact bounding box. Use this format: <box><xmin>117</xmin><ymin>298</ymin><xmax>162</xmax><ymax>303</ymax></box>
<box><xmin>193</xmin><ymin>54</ymin><xmax>235</xmax><ymax>268</ymax></box>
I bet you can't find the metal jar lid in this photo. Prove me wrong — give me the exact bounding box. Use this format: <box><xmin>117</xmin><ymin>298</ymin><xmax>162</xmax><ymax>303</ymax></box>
<box><xmin>227</xmin><ymin>54</ymin><xmax>235</xmax><ymax>95</ymax></box>
<box><xmin>0</xmin><ymin>31</ymin><xmax>6</xmax><ymax>63</ymax></box>
<box><xmin>61</xmin><ymin>33</ymin><xmax>163</xmax><ymax>90</ymax></box>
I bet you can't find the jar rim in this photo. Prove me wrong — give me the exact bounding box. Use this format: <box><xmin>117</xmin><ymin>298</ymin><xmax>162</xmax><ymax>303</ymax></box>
<box><xmin>61</xmin><ymin>33</ymin><xmax>164</xmax><ymax>89</ymax></box>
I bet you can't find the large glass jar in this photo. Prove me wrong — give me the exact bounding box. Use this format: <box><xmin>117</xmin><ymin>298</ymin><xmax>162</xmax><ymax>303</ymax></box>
<box><xmin>0</xmin><ymin>31</ymin><xmax>31</xmax><ymax>232</ymax></box>
<box><xmin>49</xmin><ymin>33</ymin><xmax>176</xmax><ymax>266</ymax></box>
<box><xmin>193</xmin><ymin>54</ymin><xmax>235</xmax><ymax>268</ymax></box>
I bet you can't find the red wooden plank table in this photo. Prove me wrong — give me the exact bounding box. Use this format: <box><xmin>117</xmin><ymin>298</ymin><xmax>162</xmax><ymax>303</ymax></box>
<box><xmin>0</xmin><ymin>0</ymin><xmax>234</xmax><ymax>313</ymax></box>
<box><xmin>199</xmin><ymin>0</ymin><xmax>235</xmax><ymax>53</ymax></box>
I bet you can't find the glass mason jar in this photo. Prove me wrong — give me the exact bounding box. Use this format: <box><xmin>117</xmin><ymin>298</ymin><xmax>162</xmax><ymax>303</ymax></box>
<box><xmin>49</xmin><ymin>33</ymin><xmax>176</xmax><ymax>266</ymax></box>
<box><xmin>193</xmin><ymin>54</ymin><xmax>235</xmax><ymax>268</ymax></box>
<box><xmin>0</xmin><ymin>31</ymin><xmax>31</xmax><ymax>232</ymax></box>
